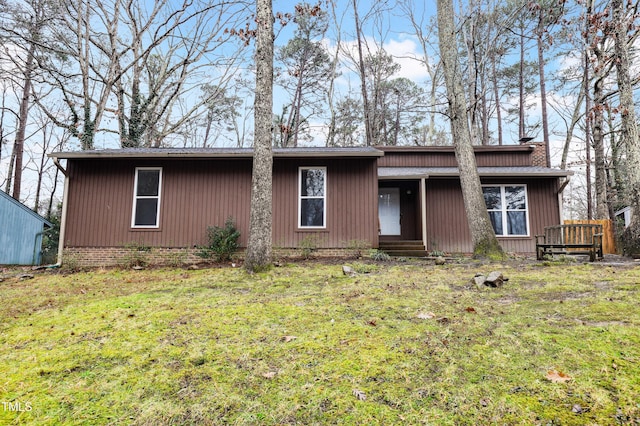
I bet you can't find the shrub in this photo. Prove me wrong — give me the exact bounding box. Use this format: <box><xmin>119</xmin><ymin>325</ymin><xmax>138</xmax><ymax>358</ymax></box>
<box><xmin>120</xmin><ymin>242</ymin><xmax>152</xmax><ymax>268</ymax></box>
<box><xmin>198</xmin><ymin>218</ymin><xmax>241</xmax><ymax>262</ymax></box>
<box><xmin>345</xmin><ymin>239</ymin><xmax>371</xmax><ymax>258</ymax></box>
<box><xmin>299</xmin><ymin>235</ymin><xmax>319</xmax><ymax>259</ymax></box>
<box><xmin>369</xmin><ymin>249</ymin><xmax>391</xmax><ymax>262</ymax></box>
<box><xmin>41</xmin><ymin>207</ymin><xmax>61</xmax><ymax>265</ymax></box>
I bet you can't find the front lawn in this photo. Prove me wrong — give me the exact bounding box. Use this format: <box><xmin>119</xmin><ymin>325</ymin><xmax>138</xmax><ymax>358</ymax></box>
<box><xmin>1</xmin><ymin>260</ymin><xmax>639</xmax><ymax>425</ymax></box>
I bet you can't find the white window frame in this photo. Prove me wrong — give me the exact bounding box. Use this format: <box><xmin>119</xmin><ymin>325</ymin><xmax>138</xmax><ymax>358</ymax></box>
<box><xmin>482</xmin><ymin>184</ymin><xmax>529</xmax><ymax>237</ymax></box>
<box><xmin>298</xmin><ymin>166</ymin><xmax>327</xmax><ymax>229</ymax></box>
<box><xmin>131</xmin><ymin>167</ymin><xmax>162</xmax><ymax>229</ymax></box>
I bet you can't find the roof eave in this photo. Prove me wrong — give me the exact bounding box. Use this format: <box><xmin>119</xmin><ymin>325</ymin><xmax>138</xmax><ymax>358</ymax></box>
<box><xmin>49</xmin><ymin>148</ymin><xmax>385</xmax><ymax>160</ymax></box>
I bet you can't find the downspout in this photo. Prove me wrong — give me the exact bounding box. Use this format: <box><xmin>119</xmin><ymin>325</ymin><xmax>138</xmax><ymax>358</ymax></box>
<box><xmin>557</xmin><ymin>176</ymin><xmax>571</xmax><ymax>223</ymax></box>
<box><xmin>32</xmin><ymin>230</ymin><xmax>46</xmax><ymax>265</ymax></box>
<box><xmin>52</xmin><ymin>158</ymin><xmax>69</xmax><ymax>267</ymax></box>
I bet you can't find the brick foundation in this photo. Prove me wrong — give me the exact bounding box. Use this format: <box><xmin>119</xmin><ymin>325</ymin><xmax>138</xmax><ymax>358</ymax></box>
<box><xmin>63</xmin><ymin>246</ymin><xmax>357</xmax><ymax>268</ymax></box>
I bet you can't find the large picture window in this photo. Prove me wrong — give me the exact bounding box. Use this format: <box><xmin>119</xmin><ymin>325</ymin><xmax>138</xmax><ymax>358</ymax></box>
<box><xmin>132</xmin><ymin>167</ymin><xmax>162</xmax><ymax>228</ymax></box>
<box><xmin>299</xmin><ymin>167</ymin><xmax>326</xmax><ymax>228</ymax></box>
<box><xmin>482</xmin><ymin>185</ymin><xmax>528</xmax><ymax>236</ymax></box>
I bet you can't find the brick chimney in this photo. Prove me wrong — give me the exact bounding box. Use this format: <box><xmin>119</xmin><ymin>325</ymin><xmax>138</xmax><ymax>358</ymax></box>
<box><xmin>529</xmin><ymin>142</ymin><xmax>548</xmax><ymax>167</ymax></box>
<box><xmin>520</xmin><ymin>138</ymin><xmax>548</xmax><ymax>167</ymax></box>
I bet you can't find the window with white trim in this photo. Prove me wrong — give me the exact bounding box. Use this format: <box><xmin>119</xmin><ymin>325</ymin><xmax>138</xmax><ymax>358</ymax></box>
<box><xmin>482</xmin><ymin>185</ymin><xmax>529</xmax><ymax>236</ymax></box>
<box><xmin>299</xmin><ymin>167</ymin><xmax>326</xmax><ymax>228</ymax></box>
<box><xmin>132</xmin><ymin>167</ymin><xmax>162</xmax><ymax>228</ymax></box>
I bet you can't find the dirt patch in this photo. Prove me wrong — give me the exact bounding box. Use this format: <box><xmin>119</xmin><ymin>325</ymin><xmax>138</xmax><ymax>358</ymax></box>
<box><xmin>537</xmin><ymin>291</ymin><xmax>595</xmax><ymax>302</ymax></box>
<box><xmin>576</xmin><ymin>319</ymin><xmax>631</xmax><ymax>327</ymax></box>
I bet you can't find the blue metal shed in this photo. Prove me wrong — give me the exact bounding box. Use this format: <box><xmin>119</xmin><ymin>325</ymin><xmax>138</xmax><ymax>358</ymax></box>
<box><xmin>0</xmin><ymin>191</ymin><xmax>52</xmax><ymax>265</ymax></box>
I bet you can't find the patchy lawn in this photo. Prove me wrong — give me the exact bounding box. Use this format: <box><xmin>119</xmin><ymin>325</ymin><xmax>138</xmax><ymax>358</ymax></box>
<box><xmin>1</xmin><ymin>260</ymin><xmax>639</xmax><ymax>425</ymax></box>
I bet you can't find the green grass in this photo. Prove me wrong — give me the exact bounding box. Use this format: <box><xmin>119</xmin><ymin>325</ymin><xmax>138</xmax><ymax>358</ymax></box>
<box><xmin>1</xmin><ymin>261</ymin><xmax>639</xmax><ymax>425</ymax></box>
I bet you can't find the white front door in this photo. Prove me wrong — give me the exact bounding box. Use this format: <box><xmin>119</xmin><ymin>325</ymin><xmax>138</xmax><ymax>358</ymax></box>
<box><xmin>378</xmin><ymin>187</ymin><xmax>401</xmax><ymax>235</ymax></box>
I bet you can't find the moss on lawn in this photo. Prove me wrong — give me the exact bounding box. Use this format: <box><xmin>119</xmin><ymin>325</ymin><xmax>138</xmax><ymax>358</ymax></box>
<box><xmin>0</xmin><ymin>261</ymin><xmax>639</xmax><ymax>424</ymax></box>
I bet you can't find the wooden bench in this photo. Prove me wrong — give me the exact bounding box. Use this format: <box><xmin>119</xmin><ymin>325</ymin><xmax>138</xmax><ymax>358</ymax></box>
<box><xmin>536</xmin><ymin>224</ymin><xmax>604</xmax><ymax>261</ymax></box>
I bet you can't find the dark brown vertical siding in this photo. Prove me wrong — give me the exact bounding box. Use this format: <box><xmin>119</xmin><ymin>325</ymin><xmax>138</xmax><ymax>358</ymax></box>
<box><xmin>378</xmin><ymin>149</ymin><xmax>532</xmax><ymax>168</ymax></box>
<box><xmin>272</xmin><ymin>158</ymin><xmax>378</xmax><ymax>248</ymax></box>
<box><xmin>66</xmin><ymin>157</ymin><xmax>378</xmax><ymax>250</ymax></box>
<box><xmin>65</xmin><ymin>159</ymin><xmax>253</xmax><ymax>247</ymax></box>
<box><xmin>475</xmin><ymin>152</ymin><xmax>530</xmax><ymax>167</ymax></box>
<box><xmin>425</xmin><ymin>179</ymin><xmax>472</xmax><ymax>253</ymax></box>
<box><xmin>378</xmin><ymin>152</ymin><xmax>457</xmax><ymax>167</ymax></box>
<box><xmin>424</xmin><ymin>177</ymin><xmax>561</xmax><ymax>254</ymax></box>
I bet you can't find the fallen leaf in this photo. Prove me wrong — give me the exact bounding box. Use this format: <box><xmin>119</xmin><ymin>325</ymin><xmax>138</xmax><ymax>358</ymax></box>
<box><xmin>282</xmin><ymin>335</ymin><xmax>297</xmax><ymax>343</ymax></box>
<box><xmin>352</xmin><ymin>389</ymin><xmax>366</xmax><ymax>401</ymax></box>
<box><xmin>417</xmin><ymin>312</ymin><xmax>436</xmax><ymax>320</ymax></box>
<box><xmin>546</xmin><ymin>369</ymin><xmax>572</xmax><ymax>383</ymax></box>
<box><xmin>465</xmin><ymin>307</ymin><xmax>477</xmax><ymax>313</ymax></box>
<box><xmin>262</xmin><ymin>371</ymin><xmax>277</xmax><ymax>379</ymax></box>
<box><xmin>368</xmin><ymin>319</ymin><xmax>377</xmax><ymax>326</ymax></box>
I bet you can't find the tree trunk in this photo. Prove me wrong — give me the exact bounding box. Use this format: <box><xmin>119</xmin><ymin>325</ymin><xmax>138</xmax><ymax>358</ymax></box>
<box><xmin>536</xmin><ymin>15</ymin><xmax>551</xmax><ymax>166</ymax></box>
<box><xmin>352</xmin><ymin>0</ymin><xmax>372</xmax><ymax>146</ymax></box>
<box><xmin>11</xmin><ymin>41</ymin><xmax>36</xmax><ymax>201</ymax></box>
<box><xmin>592</xmin><ymin>60</ymin><xmax>609</xmax><ymax>220</ymax></box>
<box><xmin>437</xmin><ymin>0</ymin><xmax>503</xmax><ymax>258</ymax></box>
<box><xmin>490</xmin><ymin>54</ymin><xmax>503</xmax><ymax>146</ymax></box>
<box><xmin>245</xmin><ymin>0</ymin><xmax>274</xmax><ymax>272</ymax></box>
<box><xmin>518</xmin><ymin>28</ymin><xmax>526</xmax><ymax>140</ymax></box>
<box><xmin>560</xmin><ymin>75</ymin><xmax>585</xmax><ymax>169</ymax></box>
<box><xmin>612</xmin><ymin>0</ymin><xmax>640</xmax><ymax>255</ymax></box>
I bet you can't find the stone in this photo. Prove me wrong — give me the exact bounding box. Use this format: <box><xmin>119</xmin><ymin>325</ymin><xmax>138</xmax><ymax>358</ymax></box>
<box><xmin>472</xmin><ymin>274</ymin><xmax>486</xmax><ymax>289</ymax></box>
<box><xmin>484</xmin><ymin>271</ymin><xmax>504</xmax><ymax>287</ymax></box>
<box><xmin>434</xmin><ymin>256</ymin><xmax>446</xmax><ymax>265</ymax></box>
<box><xmin>342</xmin><ymin>265</ymin><xmax>357</xmax><ymax>277</ymax></box>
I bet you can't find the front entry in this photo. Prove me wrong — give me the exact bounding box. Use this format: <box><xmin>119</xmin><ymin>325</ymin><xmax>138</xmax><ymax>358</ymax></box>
<box><xmin>378</xmin><ymin>181</ymin><xmax>420</xmax><ymax>240</ymax></box>
<box><xmin>379</xmin><ymin>188</ymin><xmax>401</xmax><ymax>235</ymax></box>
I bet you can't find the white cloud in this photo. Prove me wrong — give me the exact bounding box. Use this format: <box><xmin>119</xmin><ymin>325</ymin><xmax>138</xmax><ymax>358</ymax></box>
<box><xmin>383</xmin><ymin>37</ymin><xmax>429</xmax><ymax>81</ymax></box>
<box><xmin>326</xmin><ymin>34</ymin><xmax>430</xmax><ymax>85</ymax></box>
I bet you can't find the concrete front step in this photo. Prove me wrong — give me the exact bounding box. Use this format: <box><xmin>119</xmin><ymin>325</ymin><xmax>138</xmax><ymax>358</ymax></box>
<box><xmin>379</xmin><ymin>241</ymin><xmax>427</xmax><ymax>257</ymax></box>
<box><xmin>384</xmin><ymin>249</ymin><xmax>428</xmax><ymax>257</ymax></box>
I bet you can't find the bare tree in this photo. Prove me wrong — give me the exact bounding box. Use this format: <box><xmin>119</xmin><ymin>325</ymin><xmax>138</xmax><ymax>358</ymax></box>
<box><xmin>530</xmin><ymin>0</ymin><xmax>565</xmax><ymax>166</ymax></box>
<box><xmin>245</xmin><ymin>0</ymin><xmax>274</xmax><ymax>272</ymax></box>
<box><xmin>351</xmin><ymin>0</ymin><xmax>372</xmax><ymax>145</ymax></box>
<box><xmin>399</xmin><ymin>0</ymin><xmax>444</xmax><ymax>145</ymax></box>
<box><xmin>0</xmin><ymin>0</ymin><xmax>56</xmax><ymax>200</ymax></box>
<box><xmin>276</xmin><ymin>2</ymin><xmax>331</xmax><ymax>147</ymax></box>
<box><xmin>612</xmin><ymin>0</ymin><xmax>640</xmax><ymax>255</ymax></box>
<box><xmin>437</xmin><ymin>0</ymin><xmax>503</xmax><ymax>258</ymax></box>
<box><xmin>37</xmin><ymin>0</ymin><xmax>247</xmax><ymax>149</ymax></box>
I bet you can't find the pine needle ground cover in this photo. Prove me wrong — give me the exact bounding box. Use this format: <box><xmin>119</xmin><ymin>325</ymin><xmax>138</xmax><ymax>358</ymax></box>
<box><xmin>1</xmin><ymin>261</ymin><xmax>639</xmax><ymax>425</ymax></box>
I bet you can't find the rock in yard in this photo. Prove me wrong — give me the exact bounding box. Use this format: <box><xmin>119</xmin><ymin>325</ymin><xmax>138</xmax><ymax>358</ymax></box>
<box><xmin>434</xmin><ymin>256</ymin><xmax>446</xmax><ymax>265</ymax></box>
<box><xmin>472</xmin><ymin>274</ymin><xmax>486</xmax><ymax>289</ymax></box>
<box><xmin>471</xmin><ymin>271</ymin><xmax>509</xmax><ymax>289</ymax></box>
<box><xmin>484</xmin><ymin>271</ymin><xmax>504</xmax><ymax>287</ymax></box>
<box><xmin>342</xmin><ymin>265</ymin><xmax>357</xmax><ymax>277</ymax></box>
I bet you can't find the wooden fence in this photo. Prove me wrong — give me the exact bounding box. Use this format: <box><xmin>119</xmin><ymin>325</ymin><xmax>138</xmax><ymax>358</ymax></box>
<box><xmin>564</xmin><ymin>219</ymin><xmax>616</xmax><ymax>254</ymax></box>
